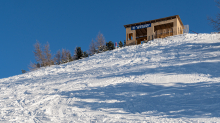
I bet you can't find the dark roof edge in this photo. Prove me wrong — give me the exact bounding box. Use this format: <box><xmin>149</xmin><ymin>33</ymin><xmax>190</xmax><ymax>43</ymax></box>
<box><xmin>124</xmin><ymin>15</ymin><xmax>184</xmax><ymax>28</ymax></box>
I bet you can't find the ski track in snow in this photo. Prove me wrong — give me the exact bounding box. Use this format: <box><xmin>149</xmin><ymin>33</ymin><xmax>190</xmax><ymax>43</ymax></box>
<box><xmin>1</xmin><ymin>34</ymin><xmax>220</xmax><ymax>122</ymax></box>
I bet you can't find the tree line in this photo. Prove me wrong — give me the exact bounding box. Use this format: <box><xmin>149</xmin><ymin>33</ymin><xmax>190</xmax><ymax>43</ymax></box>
<box><xmin>22</xmin><ymin>32</ymin><xmax>126</xmax><ymax>73</ymax></box>
<box><xmin>22</xmin><ymin>0</ymin><xmax>220</xmax><ymax>73</ymax></box>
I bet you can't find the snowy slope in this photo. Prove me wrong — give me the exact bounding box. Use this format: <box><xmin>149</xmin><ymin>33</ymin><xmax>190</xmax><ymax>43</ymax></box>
<box><xmin>1</xmin><ymin>34</ymin><xmax>220</xmax><ymax>122</ymax></box>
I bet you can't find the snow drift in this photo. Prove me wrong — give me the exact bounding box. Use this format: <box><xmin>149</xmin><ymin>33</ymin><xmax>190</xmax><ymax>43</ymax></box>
<box><xmin>1</xmin><ymin>34</ymin><xmax>220</xmax><ymax>122</ymax></box>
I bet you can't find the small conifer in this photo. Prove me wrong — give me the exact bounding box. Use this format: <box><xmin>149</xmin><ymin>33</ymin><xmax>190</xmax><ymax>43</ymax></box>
<box><xmin>123</xmin><ymin>40</ymin><xmax>126</xmax><ymax>47</ymax></box>
<box><xmin>106</xmin><ymin>41</ymin><xmax>115</xmax><ymax>50</ymax></box>
<box><xmin>83</xmin><ymin>51</ymin><xmax>89</xmax><ymax>58</ymax></box>
<box><xmin>74</xmin><ymin>47</ymin><xmax>83</xmax><ymax>60</ymax></box>
<box><xmin>119</xmin><ymin>41</ymin><xmax>123</xmax><ymax>48</ymax></box>
<box><xmin>21</xmin><ymin>69</ymin><xmax>26</xmax><ymax>74</ymax></box>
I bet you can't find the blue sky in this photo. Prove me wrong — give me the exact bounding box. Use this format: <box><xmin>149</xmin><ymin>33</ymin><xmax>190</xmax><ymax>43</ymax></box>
<box><xmin>0</xmin><ymin>0</ymin><xmax>218</xmax><ymax>79</ymax></box>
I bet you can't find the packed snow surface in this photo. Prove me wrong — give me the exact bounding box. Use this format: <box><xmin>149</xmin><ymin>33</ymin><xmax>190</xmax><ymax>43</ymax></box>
<box><xmin>1</xmin><ymin>34</ymin><xmax>220</xmax><ymax>122</ymax></box>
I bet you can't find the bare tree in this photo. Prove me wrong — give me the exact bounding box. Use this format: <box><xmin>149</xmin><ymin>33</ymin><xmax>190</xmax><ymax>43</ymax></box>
<box><xmin>54</xmin><ymin>49</ymin><xmax>72</xmax><ymax>64</ymax></box>
<box><xmin>61</xmin><ymin>49</ymin><xmax>68</xmax><ymax>63</ymax></box>
<box><xmin>61</xmin><ymin>49</ymin><xmax>66</xmax><ymax>63</ymax></box>
<box><xmin>66</xmin><ymin>50</ymin><xmax>73</xmax><ymax>62</ymax></box>
<box><xmin>96</xmin><ymin>32</ymin><xmax>106</xmax><ymax>52</ymax></box>
<box><xmin>44</xmin><ymin>42</ymin><xmax>52</xmax><ymax>66</ymax></box>
<box><xmin>89</xmin><ymin>39</ymin><xmax>97</xmax><ymax>55</ymax></box>
<box><xmin>33</xmin><ymin>40</ymin><xmax>46</xmax><ymax>67</ymax></box>
<box><xmin>96</xmin><ymin>32</ymin><xmax>105</xmax><ymax>46</ymax></box>
<box><xmin>54</xmin><ymin>50</ymin><xmax>61</xmax><ymax>64</ymax></box>
<box><xmin>208</xmin><ymin>0</ymin><xmax>220</xmax><ymax>31</ymax></box>
<box><xmin>28</xmin><ymin>61</ymin><xmax>38</xmax><ymax>71</ymax></box>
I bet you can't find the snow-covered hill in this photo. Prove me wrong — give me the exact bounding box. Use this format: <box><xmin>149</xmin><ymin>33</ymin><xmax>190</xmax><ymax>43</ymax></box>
<box><xmin>1</xmin><ymin>34</ymin><xmax>220</xmax><ymax>122</ymax></box>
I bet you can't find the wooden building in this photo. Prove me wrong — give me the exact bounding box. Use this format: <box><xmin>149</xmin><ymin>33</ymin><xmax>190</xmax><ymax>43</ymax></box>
<box><xmin>124</xmin><ymin>15</ymin><xmax>184</xmax><ymax>45</ymax></box>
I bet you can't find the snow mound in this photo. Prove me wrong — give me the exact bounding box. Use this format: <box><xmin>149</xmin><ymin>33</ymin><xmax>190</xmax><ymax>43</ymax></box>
<box><xmin>1</xmin><ymin>33</ymin><xmax>220</xmax><ymax>122</ymax></box>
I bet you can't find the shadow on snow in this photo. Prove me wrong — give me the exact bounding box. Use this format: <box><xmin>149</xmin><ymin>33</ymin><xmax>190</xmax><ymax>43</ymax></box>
<box><xmin>58</xmin><ymin>81</ymin><xmax>220</xmax><ymax>118</ymax></box>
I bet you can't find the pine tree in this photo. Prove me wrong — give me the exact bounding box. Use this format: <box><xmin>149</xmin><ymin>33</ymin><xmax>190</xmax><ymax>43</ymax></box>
<box><xmin>74</xmin><ymin>47</ymin><xmax>83</xmax><ymax>60</ymax></box>
<box><xmin>83</xmin><ymin>51</ymin><xmax>89</xmax><ymax>58</ymax></box>
<box><xmin>106</xmin><ymin>41</ymin><xmax>115</xmax><ymax>50</ymax></box>
<box><xmin>68</xmin><ymin>53</ymin><xmax>73</xmax><ymax>62</ymax></box>
<box><xmin>123</xmin><ymin>40</ymin><xmax>126</xmax><ymax>47</ymax></box>
<box><xmin>21</xmin><ymin>69</ymin><xmax>26</xmax><ymax>74</ymax></box>
<box><xmin>119</xmin><ymin>41</ymin><xmax>123</xmax><ymax>48</ymax></box>
<box><xmin>36</xmin><ymin>63</ymin><xmax>41</xmax><ymax>68</ymax></box>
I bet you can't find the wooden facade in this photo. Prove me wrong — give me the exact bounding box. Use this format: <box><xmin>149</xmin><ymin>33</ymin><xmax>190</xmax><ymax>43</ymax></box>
<box><xmin>124</xmin><ymin>15</ymin><xmax>184</xmax><ymax>45</ymax></box>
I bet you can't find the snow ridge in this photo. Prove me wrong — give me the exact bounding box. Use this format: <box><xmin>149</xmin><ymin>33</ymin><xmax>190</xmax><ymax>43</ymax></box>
<box><xmin>1</xmin><ymin>34</ymin><xmax>220</xmax><ymax>122</ymax></box>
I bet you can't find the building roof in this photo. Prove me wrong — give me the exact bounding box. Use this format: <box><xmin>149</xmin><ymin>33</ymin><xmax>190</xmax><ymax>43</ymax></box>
<box><xmin>124</xmin><ymin>15</ymin><xmax>183</xmax><ymax>28</ymax></box>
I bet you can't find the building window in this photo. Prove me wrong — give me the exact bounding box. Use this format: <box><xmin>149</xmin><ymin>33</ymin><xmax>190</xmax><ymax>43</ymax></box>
<box><xmin>128</xmin><ymin>33</ymin><xmax>133</xmax><ymax>40</ymax></box>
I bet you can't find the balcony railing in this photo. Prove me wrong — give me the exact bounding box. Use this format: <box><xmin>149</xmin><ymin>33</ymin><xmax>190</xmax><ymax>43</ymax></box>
<box><xmin>155</xmin><ymin>28</ymin><xmax>173</xmax><ymax>39</ymax></box>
